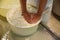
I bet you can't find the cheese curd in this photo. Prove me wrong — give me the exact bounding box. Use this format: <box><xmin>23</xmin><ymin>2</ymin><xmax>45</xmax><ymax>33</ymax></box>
<box><xmin>6</xmin><ymin>7</ymin><xmax>41</xmax><ymax>28</ymax></box>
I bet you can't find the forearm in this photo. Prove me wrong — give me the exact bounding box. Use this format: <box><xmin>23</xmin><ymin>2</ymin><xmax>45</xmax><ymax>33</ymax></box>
<box><xmin>20</xmin><ymin>0</ymin><xmax>26</xmax><ymax>12</ymax></box>
<box><xmin>38</xmin><ymin>0</ymin><xmax>47</xmax><ymax>14</ymax></box>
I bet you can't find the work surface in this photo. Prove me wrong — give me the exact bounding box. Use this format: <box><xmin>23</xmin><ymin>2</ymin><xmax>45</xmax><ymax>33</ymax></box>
<box><xmin>1</xmin><ymin>15</ymin><xmax>60</xmax><ymax>40</ymax></box>
<box><xmin>47</xmin><ymin>15</ymin><xmax>60</xmax><ymax>37</ymax></box>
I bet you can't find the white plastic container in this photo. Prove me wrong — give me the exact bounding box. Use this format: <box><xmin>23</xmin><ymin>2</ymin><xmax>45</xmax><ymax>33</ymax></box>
<box><xmin>6</xmin><ymin>7</ymin><xmax>41</xmax><ymax>36</ymax></box>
